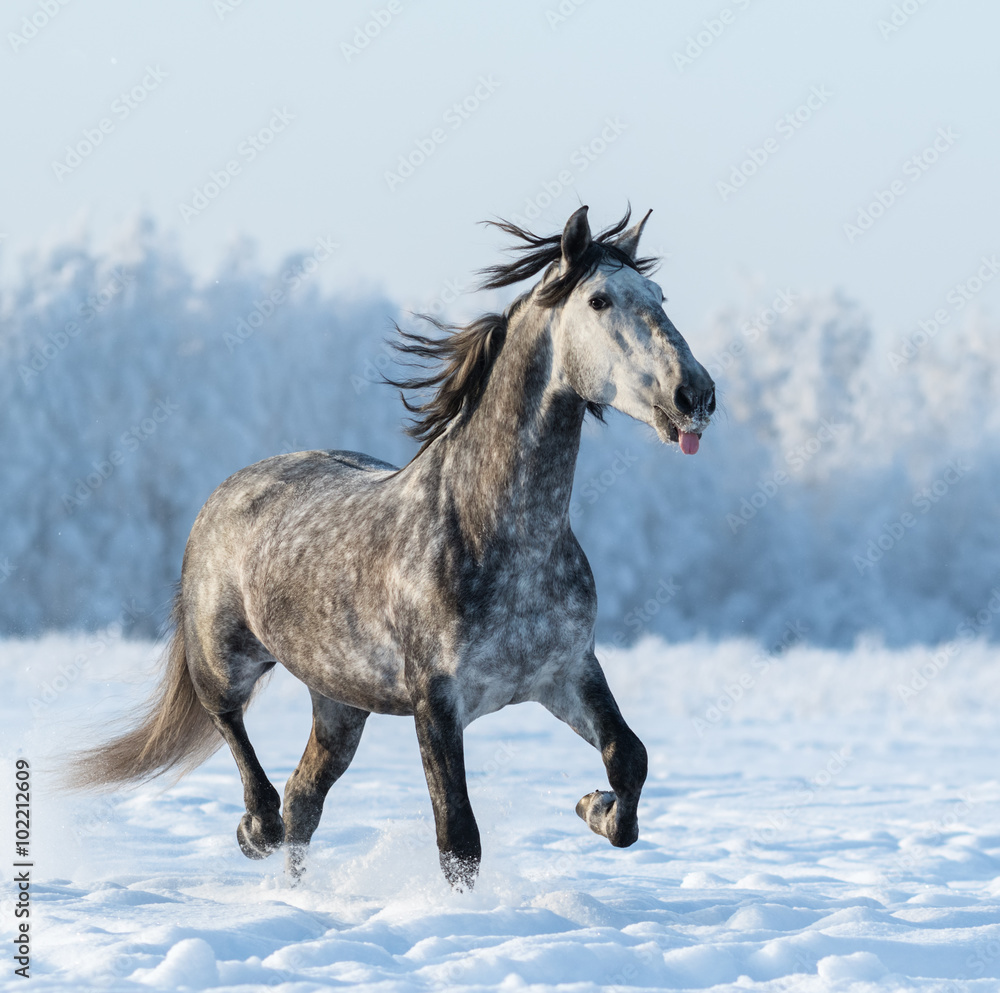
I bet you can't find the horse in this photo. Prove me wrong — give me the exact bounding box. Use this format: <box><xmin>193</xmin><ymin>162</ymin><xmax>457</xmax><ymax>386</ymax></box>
<box><xmin>68</xmin><ymin>205</ymin><xmax>716</xmax><ymax>889</ymax></box>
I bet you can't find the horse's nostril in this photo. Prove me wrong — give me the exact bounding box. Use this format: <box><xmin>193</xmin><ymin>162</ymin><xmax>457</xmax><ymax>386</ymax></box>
<box><xmin>674</xmin><ymin>385</ymin><xmax>696</xmax><ymax>416</ymax></box>
<box><xmin>675</xmin><ymin>384</ymin><xmax>715</xmax><ymax>417</ymax></box>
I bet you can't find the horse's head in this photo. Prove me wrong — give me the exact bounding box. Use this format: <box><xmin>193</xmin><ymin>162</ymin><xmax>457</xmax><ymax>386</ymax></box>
<box><xmin>547</xmin><ymin>206</ymin><xmax>715</xmax><ymax>454</ymax></box>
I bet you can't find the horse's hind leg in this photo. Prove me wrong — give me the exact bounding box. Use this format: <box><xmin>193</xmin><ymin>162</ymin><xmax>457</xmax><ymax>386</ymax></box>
<box><xmin>538</xmin><ymin>652</ymin><xmax>647</xmax><ymax>848</ymax></box>
<box><xmin>211</xmin><ymin>709</ymin><xmax>286</xmax><ymax>859</ymax></box>
<box><xmin>185</xmin><ymin>619</ymin><xmax>285</xmax><ymax>860</ymax></box>
<box><xmin>282</xmin><ymin>691</ymin><xmax>368</xmax><ymax>879</ymax></box>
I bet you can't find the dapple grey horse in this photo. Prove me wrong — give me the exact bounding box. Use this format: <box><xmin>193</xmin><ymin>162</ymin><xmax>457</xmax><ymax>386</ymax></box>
<box><xmin>70</xmin><ymin>206</ymin><xmax>715</xmax><ymax>889</ymax></box>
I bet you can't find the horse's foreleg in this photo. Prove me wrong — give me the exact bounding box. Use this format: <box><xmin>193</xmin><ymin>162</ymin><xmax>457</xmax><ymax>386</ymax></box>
<box><xmin>412</xmin><ymin>678</ymin><xmax>481</xmax><ymax>890</ymax></box>
<box><xmin>210</xmin><ymin>709</ymin><xmax>286</xmax><ymax>859</ymax></box>
<box><xmin>282</xmin><ymin>693</ymin><xmax>368</xmax><ymax>880</ymax></box>
<box><xmin>539</xmin><ymin>653</ymin><xmax>648</xmax><ymax>848</ymax></box>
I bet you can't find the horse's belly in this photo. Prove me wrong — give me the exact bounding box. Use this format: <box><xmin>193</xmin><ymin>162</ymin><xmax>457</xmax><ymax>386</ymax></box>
<box><xmin>268</xmin><ymin>637</ymin><xmax>414</xmax><ymax>716</ymax></box>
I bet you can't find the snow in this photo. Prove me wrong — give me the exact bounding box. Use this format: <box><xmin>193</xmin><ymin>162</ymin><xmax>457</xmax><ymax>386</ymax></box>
<box><xmin>4</xmin><ymin>633</ymin><xmax>1000</xmax><ymax>991</ymax></box>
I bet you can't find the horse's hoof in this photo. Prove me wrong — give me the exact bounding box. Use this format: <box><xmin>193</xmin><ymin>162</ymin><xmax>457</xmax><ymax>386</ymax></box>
<box><xmin>440</xmin><ymin>851</ymin><xmax>479</xmax><ymax>892</ymax></box>
<box><xmin>285</xmin><ymin>844</ymin><xmax>308</xmax><ymax>884</ymax></box>
<box><xmin>237</xmin><ymin>812</ymin><xmax>285</xmax><ymax>859</ymax></box>
<box><xmin>576</xmin><ymin>789</ymin><xmax>616</xmax><ymax>835</ymax></box>
<box><xmin>576</xmin><ymin>790</ymin><xmax>638</xmax><ymax>848</ymax></box>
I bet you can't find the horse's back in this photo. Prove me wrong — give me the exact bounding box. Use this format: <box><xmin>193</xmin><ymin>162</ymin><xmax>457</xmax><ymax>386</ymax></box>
<box><xmin>322</xmin><ymin>450</ymin><xmax>399</xmax><ymax>474</ymax></box>
<box><xmin>200</xmin><ymin>449</ymin><xmax>396</xmax><ymax>517</ymax></box>
<box><xmin>182</xmin><ymin>447</ymin><xmax>397</xmax><ymax>609</ymax></box>
<box><xmin>234</xmin><ymin>448</ymin><xmax>398</xmax><ymax>487</ymax></box>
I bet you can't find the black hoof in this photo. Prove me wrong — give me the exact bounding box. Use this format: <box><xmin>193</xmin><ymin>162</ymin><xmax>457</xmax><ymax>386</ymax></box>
<box><xmin>284</xmin><ymin>843</ymin><xmax>308</xmax><ymax>884</ymax></box>
<box><xmin>440</xmin><ymin>850</ymin><xmax>480</xmax><ymax>892</ymax></box>
<box><xmin>236</xmin><ymin>812</ymin><xmax>285</xmax><ymax>859</ymax></box>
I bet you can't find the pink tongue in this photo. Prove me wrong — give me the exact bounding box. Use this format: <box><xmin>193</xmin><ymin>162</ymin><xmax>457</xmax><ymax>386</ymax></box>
<box><xmin>679</xmin><ymin>431</ymin><xmax>700</xmax><ymax>455</ymax></box>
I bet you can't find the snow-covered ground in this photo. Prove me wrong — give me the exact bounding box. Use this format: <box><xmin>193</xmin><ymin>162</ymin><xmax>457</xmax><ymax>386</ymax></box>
<box><xmin>4</xmin><ymin>634</ymin><xmax>1000</xmax><ymax>992</ymax></box>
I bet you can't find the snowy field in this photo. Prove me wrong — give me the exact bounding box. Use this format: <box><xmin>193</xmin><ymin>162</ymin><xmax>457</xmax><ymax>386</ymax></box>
<box><xmin>4</xmin><ymin>634</ymin><xmax>1000</xmax><ymax>992</ymax></box>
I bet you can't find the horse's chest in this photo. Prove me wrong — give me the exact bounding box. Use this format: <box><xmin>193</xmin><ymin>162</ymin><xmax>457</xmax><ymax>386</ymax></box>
<box><xmin>477</xmin><ymin>583</ymin><xmax>572</xmax><ymax>650</ymax></box>
<box><xmin>452</xmin><ymin>563</ymin><xmax>594</xmax><ymax>708</ymax></box>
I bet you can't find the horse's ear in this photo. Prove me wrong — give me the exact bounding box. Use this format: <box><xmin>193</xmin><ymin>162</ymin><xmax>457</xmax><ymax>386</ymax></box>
<box><xmin>560</xmin><ymin>205</ymin><xmax>592</xmax><ymax>271</ymax></box>
<box><xmin>615</xmin><ymin>208</ymin><xmax>652</xmax><ymax>261</ymax></box>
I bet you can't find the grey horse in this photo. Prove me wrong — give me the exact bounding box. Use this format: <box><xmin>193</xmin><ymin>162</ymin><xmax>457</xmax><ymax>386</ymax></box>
<box><xmin>69</xmin><ymin>206</ymin><xmax>715</xmax><ymax>889</ymax></box>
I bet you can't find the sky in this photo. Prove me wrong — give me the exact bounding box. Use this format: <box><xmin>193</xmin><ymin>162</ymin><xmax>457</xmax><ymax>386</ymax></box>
<box><xmin>3</xmin><ymin>0</ymin><xmax>1000</xmax><ymax>340</ymax></box>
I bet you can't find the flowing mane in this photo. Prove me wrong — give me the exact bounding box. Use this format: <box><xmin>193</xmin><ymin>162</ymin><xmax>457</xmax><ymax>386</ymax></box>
<box><xmin>388</xmin><ymin>207</ymin><xmax>659</xmax><ymax>445</ymax></box>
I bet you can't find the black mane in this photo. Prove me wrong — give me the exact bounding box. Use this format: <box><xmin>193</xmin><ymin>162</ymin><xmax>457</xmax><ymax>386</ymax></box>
<box><xmin>478</xmin><ymin>207</ymin><xmax>658</xmax><ymax>304</ymax></box>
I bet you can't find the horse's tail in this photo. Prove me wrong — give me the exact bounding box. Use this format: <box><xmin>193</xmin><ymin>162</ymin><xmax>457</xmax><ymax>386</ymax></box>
<box><xmin>65</xmin><ymin>595</ymin><xmax>222</xmax><ymax>792</ymax></box>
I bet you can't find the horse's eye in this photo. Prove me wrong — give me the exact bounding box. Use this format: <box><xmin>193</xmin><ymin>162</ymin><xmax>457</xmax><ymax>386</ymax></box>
<box><xmin>589</xmin><ymin>295</ymin><xmax>610</xmax><ymax>311</ymax></box>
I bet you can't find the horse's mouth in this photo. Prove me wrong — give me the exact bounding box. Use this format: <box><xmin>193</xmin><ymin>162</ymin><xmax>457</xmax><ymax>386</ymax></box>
<box><xmin>653</xmin><ymin>406</ymin><xmax>702</xmax><ymax>455</ymax></box>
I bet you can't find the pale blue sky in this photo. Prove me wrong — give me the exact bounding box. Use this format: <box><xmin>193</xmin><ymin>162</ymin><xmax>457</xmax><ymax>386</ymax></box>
<box><xmin>4</xmin><ymin>0</ymin><xmax>999</xmax><ymax>339</ymax></box>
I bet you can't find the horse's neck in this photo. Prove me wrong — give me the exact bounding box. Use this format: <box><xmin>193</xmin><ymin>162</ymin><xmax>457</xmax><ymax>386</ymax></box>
<box><xmin>435</xmin><ymin>306</ymin><xmax>584</xmax><ymax>558</ymax></box>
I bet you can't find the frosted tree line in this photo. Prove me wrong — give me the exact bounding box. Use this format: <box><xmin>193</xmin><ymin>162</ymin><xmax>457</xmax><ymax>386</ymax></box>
<box><xmin>2</xmin><ymin>218</ymin><xmax>997</xmax><ymax>648</ymax></box>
